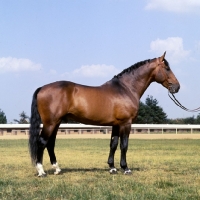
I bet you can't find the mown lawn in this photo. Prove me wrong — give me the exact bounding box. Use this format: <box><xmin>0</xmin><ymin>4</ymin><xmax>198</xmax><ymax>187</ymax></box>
<box><xmin>0</xmin><ymin>139</ymin><xmax>200</xmax><ymax>200</ymax></box>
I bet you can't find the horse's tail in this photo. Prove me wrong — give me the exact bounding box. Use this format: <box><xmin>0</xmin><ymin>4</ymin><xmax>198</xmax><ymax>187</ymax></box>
<box><xmin>29</xmin><ymin>87</ymin><xmax>42</xmax><ymax>165</ymax></box>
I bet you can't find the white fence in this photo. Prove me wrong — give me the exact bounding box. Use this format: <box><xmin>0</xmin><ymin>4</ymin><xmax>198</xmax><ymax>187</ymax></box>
<box><xmin>1</xmin><ymin>124</ymin><xmax>200</xmax><ymax>135</ymax></box>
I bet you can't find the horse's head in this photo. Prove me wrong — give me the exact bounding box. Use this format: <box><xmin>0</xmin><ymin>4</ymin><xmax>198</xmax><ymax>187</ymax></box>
<box><xmin>153</xmin><ymin>52</ymin><xmax>180</xmax><ymax>94</ymax></box>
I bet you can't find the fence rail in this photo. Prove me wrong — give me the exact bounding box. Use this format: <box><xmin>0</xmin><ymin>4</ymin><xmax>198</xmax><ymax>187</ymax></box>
<box><xmin>1</xmin><ymin>124</ymin><xmax>200</xmax><ymax>136</ymax></box>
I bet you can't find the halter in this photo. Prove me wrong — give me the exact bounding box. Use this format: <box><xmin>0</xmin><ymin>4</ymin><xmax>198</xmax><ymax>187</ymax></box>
<box><xmin>168</xmin><ymin>91</ymin><xmax>200</xmax><ymax>112</ymax></box>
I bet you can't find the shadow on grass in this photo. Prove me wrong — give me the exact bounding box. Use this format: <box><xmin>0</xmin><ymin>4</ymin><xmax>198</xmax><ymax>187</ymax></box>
<box><xmin>46</xmin><ymin>167</ymin><xmax>142</xmax><ymax>175</ymax></box>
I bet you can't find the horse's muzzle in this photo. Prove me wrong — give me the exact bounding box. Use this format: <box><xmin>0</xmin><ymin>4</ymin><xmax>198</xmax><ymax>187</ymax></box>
<box><xmin>168</xmin><ymin>83</ymin><xmax>180</xmax><ymax>94</ymax></box>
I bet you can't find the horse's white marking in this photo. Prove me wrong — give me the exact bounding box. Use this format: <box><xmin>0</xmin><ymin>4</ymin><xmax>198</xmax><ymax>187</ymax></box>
<box><xmin>52</xmin><ymin>162</ymin><xmax>61</xmax><ymax>175</ymax></box>
<box><xmin>109</xmin><ymin>168</ymin><xmax>117</xmax><ymax>174</ymax></box>
<box><xmin>36</xmin><ymin>163</ymin><xmax>46</xmax><ymax>177</ymax></box>
<box><xmin>124</xmin><ymin>169</ymin><xmax>132</xmax><ymax>175</ymax></box>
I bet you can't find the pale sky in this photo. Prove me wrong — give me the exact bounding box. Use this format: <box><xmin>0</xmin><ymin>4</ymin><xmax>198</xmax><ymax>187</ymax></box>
<box><xmin>1</xmin><ymin>0</ymin><xmax>200</xmax><ymax>123</ymax></box>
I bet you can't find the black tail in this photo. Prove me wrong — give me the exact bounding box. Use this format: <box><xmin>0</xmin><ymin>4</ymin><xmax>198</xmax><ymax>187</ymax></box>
<box><xmin>29</xmin><ymin>87</ymin><xmax>42</xmax><ymax>165</ymax></box>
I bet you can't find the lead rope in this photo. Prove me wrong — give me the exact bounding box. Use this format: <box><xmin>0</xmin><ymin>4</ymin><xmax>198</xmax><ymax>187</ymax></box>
<box><xmin>168</xmin><ymin>92</ymin><xmax>200</xmax><ymax>112</ymax></box>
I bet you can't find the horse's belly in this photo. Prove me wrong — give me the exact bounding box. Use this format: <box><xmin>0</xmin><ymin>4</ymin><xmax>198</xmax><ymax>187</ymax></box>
<box><xmin>70</xmin><ymin>104</ymin><xmax>134</xmax><ymax>126</ymax></box>
<box><xmin>69</xmin><ymin>87</ymin><xmax>136</xmax><ymax>126</ymax></box>
<box><xmin>70</xmin><ymin>107</ymin><xmax>115</xmax><ymax>125</ymax></box>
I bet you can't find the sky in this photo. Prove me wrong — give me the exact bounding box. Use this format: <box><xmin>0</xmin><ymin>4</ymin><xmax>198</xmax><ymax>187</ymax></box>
<box><xmin>1</xmin><ymin>0</ymin><xmax>200</xmax><ymax>123</ymax></box>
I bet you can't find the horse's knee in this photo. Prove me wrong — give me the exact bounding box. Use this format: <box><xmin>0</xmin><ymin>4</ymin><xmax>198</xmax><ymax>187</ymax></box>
<box><xmin>120</xmin><ymin>135</ymin><xmax>129</xmax><ymax>151</ymax></box>
<box><xmin>120</xmin><ymin>143</ymin><xmax>128</xmax><ymax>152</ymax></box>
<box><xmin>110</xmin><ymin>137</ymin><xmax>119</xmax><ymax>150</ymax></box>
<box><xmin>120</xmin><ymin>139</ymin><xmax>128</xmax><ymax>151</ymax></box>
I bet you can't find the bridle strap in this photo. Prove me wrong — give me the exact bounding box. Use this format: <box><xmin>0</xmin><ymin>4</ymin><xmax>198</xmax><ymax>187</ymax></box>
<box><xmin>168</xmin><ymin>92</ymin><xmax>200</xmax><ymax>112</ymax></box>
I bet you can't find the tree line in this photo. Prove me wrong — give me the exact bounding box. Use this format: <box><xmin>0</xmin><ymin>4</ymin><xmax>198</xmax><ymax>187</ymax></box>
<box><xmin>0</xmin><ymin>110</ymin><xmax>29</xmax><ymax>124</ymax></box>
<box><xmin>1</xmin><ymin>96</ymin><xmax>200</xmax><ymax>124</ymax></box>
<box><xmin>135</xmin><ymin>96</ymin><xmax>200</xmax><ymax>124</ymax></box>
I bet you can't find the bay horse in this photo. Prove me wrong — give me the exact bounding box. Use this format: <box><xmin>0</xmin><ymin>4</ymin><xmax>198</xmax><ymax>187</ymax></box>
<box><xmin>29</xmin><ymin>52</ymin><xmax>180</xmax><ymax>176</ymax></box>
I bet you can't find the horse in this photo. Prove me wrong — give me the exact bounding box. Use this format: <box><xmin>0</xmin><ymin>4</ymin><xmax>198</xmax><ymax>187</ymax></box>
<box><xmin>29</xmin><ymin>52</ymin><xmax>180</xmax><ymax>176</ymax></box>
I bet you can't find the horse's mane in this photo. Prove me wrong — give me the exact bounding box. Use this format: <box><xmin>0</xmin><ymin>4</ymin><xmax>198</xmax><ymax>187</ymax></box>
<box><xmin>163</xmin><ymin>59</ymin><xmax>170</xmax><ymax>68</ymax></box>
<box><xmin>113</xmin><ymin>57</ymin><xmax>170</xmax><ymax>79</ymax></box>
<box><xmin>113</xmin><ymin>59</ymin><xmax>151</xmax><ymax>79</ymax></box>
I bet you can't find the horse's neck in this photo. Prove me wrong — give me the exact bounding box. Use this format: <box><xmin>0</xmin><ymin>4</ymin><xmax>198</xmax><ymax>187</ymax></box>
<box><xmin>120</xmin><ymin>65</ymin><xmax>154</xmax><ymax>98</ymax></box>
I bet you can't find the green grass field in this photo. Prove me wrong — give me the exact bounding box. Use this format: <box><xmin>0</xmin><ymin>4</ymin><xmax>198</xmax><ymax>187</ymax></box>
<box><xmin>0</xmin><ymin>139</ymin><xmax>200</xmax><ymax>200</ymax></box>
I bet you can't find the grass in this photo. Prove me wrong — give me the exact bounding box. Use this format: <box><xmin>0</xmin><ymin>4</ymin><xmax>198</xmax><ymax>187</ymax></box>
<box><xmin>0</xmin><ymin>139</ymin><xmax>200</xmax><ymax>199</ymax></box>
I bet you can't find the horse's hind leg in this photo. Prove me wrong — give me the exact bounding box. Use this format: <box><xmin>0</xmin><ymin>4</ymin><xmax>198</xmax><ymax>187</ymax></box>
<box><xmin>46</xmin><ymin>125</ymin><xmax>61</xmax><ymax>175</ymax></box>
<box><xmin>36</xmin><ymin>132</ymin><xmax>48</xmax><ymax>177</ymax></box>
<box><xmin>108</xmin><ymin>126</ymin><xmax>119</xmax><ymax>174</ymax></box>
<box><xmin>36</xmin><ymin>124</ymin><xmax>59</xmax><ymax>177</ymax></box>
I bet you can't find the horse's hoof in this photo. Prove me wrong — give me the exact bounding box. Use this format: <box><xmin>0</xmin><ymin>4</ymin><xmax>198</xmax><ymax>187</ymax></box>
<box><xmin>54</xmin><ymin>169</ymin><xmax>61</xmax><ymax>175</ymax></box>
<box><xmin>38</xmin><ymin>173</ymin><xmax>47</xmax><ymax>177</ymax></box>
<box><xmin>109</xmin><ymin>168</ymin><xmax>117</xmax><ymax>174</ymax></box>
<box><xmin>124</xmin><ymin>169</ymin><xmax>132</xmax><ymax>175</ymax></box>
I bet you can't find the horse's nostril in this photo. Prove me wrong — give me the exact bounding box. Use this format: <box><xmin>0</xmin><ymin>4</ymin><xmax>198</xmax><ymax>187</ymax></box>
<box><xmin>168</xmin><ymin>83</ymin><xmax>180</xmax><ymax>94</ymax></box>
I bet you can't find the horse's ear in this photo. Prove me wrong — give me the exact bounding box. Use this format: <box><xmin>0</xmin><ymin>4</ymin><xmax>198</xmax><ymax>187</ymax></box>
<box><xmin>159</xmin><ymin>51</ymin><xmax>166</xmax><ymax>62</ymax></box>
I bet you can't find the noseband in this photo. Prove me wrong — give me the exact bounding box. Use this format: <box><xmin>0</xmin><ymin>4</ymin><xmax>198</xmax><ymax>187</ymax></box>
<box><xmin>168</xmin><ymin>92</ymin><xmax>200</xmax><ymax>112</ymax></box>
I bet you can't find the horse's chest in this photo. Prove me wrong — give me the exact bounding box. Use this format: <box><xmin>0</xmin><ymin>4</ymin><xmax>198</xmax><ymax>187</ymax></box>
<box><xmin>114</xmin><ymin>101</ymin><xmax>137</xmax><ymax>122</ymax></box>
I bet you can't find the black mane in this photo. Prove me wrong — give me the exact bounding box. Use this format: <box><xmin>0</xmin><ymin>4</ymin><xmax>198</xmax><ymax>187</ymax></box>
<box><xmin>163</xmin><ymin>58</ymin><xmax>170</xmax><ymax>68</ymax></box>
<box><xmin>113</xmin><ymin>59</ymin><xmax>151</xmax><ymax>79</ymax></box>
<box><xmin>113</xmin><ymin>58</ymin><xmax>170</xmax><ymax>79</ymax></box>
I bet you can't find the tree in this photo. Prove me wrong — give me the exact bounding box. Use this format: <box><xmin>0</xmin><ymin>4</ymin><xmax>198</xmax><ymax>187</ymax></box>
<box><xmin>183</xmin><ymin>116</ymin><xmax>196</xmax><ymax>124</ymax></box>
<box><xmin>196</xmin><ymin>113</ymin><xmax>200</xmax><ymax>124</ymax></box>
<box><xmin>167</xmin><ymin>114</ymin><xmax>200</xmax><ymax>124</ymax></box>
<box><xmin>14</xmin><ymin>111</ymin><xmax>29</xmax><ymax>124</ymax></box>
<box><xmin>167</xmin><ymin>118</ymin><xmax>184</xmax><ymax>124</ymax></box>
<box><xmin>134</xmin><ymin>101</ymin><xmax>147</xmax><ymax>123</ymax></box>
<box><xmin>0</xmin><ymin>109</ymin><xmax>7</xmax><ymax>124</ymax></box>
<box><xmin>135</xmin><ymin>95</ymin><xmax>168</xmax><ymax>124</ymax></box>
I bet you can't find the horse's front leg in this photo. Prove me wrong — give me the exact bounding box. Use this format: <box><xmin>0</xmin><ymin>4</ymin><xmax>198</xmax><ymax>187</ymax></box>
<box><xmin>108</xmin><ymin>126</ymin><xmax>119</xmax><ymax>174</ymax></box>
<box><xmin>120</xmin><ymin>124</ymin><xmax>132</xmax><ymax>175</ymax></box>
